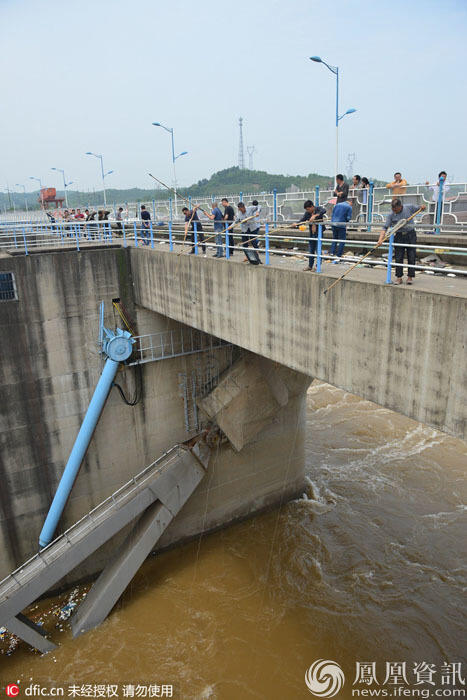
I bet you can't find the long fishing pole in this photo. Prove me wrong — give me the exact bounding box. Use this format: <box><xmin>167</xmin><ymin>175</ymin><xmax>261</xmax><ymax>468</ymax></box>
<box><xmin>148</xmin><ymin>173</ymin><xmax>210</xmax><ymax>215</ymax></box>
<box><xmin>323</xmin><ymin>207</ymin><xmax>424</xmax><ymax>296</ymax></box>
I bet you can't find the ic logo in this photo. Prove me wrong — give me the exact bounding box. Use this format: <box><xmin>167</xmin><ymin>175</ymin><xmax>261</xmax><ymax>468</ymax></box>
<box><xmin>5</xmin><ymin>685</ymin><xmax>20</xmax><ymax>697</ymax></box>
<box><xmin>305</xmin><ymin>659</ymin><xmax>345</xmax><ymax>697</ymax></box>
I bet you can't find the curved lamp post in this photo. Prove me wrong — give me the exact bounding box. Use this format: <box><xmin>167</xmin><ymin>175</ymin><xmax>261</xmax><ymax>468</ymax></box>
<box><xmin>15</xmin><ymin>184</ymin><xmax>28</xmax><ymax>214</ymax></box>
<box><xmin>309</xmin><ymin>56</ymin><xmax>357</xmax><ymax>178</ymax></box>
<box><xmin>152</xmin><ymin>122</ymin><xmax>188</xmax><ymax>214</ymax></box>
<box><xmin>51</xmin><ymin>167</ymin><xmax>74</xmax><ymax>208</ymax></box>
<box><xmin>85</xmin><ymin>152</ymin><xmax>113</xmax><ymax>208</ymax></box>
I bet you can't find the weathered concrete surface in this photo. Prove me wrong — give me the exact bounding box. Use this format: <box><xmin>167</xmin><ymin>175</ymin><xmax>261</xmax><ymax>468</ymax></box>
<box><xmin>0</xmin><ymin>249</ymin><xmax>309</xmax><ymax>582</ymax></box>
<box><xmin>199</xmin><ymin>354</ymin><xmax>311</xmax><ymax>451</ymax></box>
<box><xmin>131</xmin><ymin>248</ymin><xmax>467</xmax><ymax>440</ymax></box>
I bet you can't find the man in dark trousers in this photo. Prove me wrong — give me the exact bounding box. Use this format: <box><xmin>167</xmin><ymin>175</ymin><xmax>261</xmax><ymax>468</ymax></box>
<box><xmin>140</xmin><ymin>204</ymin><xmax>151</xmax><ymax>245</ymax></box>
<box><xmin>293</xmin><ymin>200</ymin><xmax>327</xmax><ymax>271</ymax></box>
<box><xmin>221</xmin><ymin>197</ymin><xmax>235</xmax><ymax>256</ymax></box>
<box><xmin>378</xmin><ymin>199</ymin><xmax>425</xmax><ymax>285</ymax></box>
<box><xmin>235</xmin><ymin>202</ymin><xmax>261</xmax><ymax>264</ymax></box>
<box><xmin>182</xmin><ymin>205</ymin><xmax>206</xmax><ymax>254</ymax></box>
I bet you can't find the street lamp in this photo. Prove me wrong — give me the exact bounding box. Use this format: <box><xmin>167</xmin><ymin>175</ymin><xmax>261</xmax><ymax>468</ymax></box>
<box><xmin>309</xmin><ymin>56</ymin><xmax>357</xmax><ymax>179</ymax></box>
<box><xmin>51</xmin><ymin>167</ymin><xmax>74</xmax><ymax>208</ymax></box>
<box><xmin>4</xmin><ymin>187</ymin><xmax>15</xmax><ymax>213</ymax></box>
<box><xmin>29</xmin><ymin>175</ymin><xmax>43</xmax><ymax>189</ymax></box>
<box><xmin>15</xmin><ymin>184</ymin><xmax>28</xmax><ymax>214</ymax></box>
<box><xmin>152</xmin><ymin>122</ymin><xmax>188</xmax><ymax>214</ymax></box>
<box><xmin>85</xmin><ymin>152</ymin><xmax>113</xmax><ymax>208</ymax></box>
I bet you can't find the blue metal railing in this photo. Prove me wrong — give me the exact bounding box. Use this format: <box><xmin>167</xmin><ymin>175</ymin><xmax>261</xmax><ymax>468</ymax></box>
<box><xmin>1</xmin><ymin>220</ymin><xmax>466</xmax><ymax>283</ymax></box>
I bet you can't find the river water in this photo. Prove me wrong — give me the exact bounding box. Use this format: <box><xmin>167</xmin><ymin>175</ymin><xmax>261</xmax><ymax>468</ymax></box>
<box><xmin>1</xmin><ymin>382</ymin><xmax>466</xmax><ymax>699</ymax></box>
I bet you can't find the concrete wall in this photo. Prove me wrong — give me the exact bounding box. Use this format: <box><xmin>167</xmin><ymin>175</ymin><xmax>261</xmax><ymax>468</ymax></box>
<box><xmin>131</xmin><ymin>248</ymin><xmax>467</xmax><ymax>441</ymax></box>
<box><xmin>0</xmin><ymin>249</ymin><xmax>310</xmax><ymax>582</ymax></box>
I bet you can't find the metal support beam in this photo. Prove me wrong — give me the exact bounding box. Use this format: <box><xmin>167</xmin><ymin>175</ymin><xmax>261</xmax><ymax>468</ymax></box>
<box><xmin>6</xmin><ymin>613</ymin><xmax>57</xmax><ymax>654</ymax></box>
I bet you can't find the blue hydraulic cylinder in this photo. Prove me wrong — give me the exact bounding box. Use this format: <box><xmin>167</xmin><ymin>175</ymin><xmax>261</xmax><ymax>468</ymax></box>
<box><xmin>39</xmin><ymin>359</ymin><xmax>119</xmax><ymax>548</ymax></box>
<box><xmin>39</xmin><ymin>328</ymin><xmax>134</xmax><ymax>548</ymax></box>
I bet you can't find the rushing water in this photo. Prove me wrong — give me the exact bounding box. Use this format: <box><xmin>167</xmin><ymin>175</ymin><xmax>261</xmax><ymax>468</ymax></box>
<box><xmin>1</xmin><ymin>382</ymin><xmax>466</xmax><ymax>699</ymax></box>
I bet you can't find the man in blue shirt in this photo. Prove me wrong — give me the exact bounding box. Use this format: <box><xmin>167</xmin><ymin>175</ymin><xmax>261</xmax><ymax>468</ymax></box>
<box><xmin>205</xmin><ymin>202</ymin><xmax>225</xmax><ymax>257</ymax></box>
<box><xmin>330</xmin><ymin>200</ymin><xmax>352</xmax><ymax>262</ymax></box>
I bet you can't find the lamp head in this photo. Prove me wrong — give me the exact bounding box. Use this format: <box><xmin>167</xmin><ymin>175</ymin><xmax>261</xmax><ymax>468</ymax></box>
<box><xmin>180</xmin><ymin>151</ymin><xmax>188</xmax><ymax>156</ymax></box>
<box><xmin>309</xmin><ymin>56</ymin><xmax>322</xmax><ymax>63</ymax></box>
<box><xmin>152</xmin><ymin>122</ymin><xmax>161</xmax><ymax>127</ymax></box>
<box><xmin>85</xmin><ymin>151</ymin><xmax>93</xmax><ymax>155</ymax></box>
<box><xmin>346</xmin><ymin>108</ymin><xmax>357</xmax><ymax>115</ymax></box>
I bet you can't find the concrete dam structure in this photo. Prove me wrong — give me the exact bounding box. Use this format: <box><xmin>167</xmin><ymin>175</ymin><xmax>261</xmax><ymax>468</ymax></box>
<box><xmin>0</xmin><ymin>247</ymin><xmax>311</xmax><ymax>583</ymax></box>
<box><xmin>0</xmin><ymin>244</ymin><xmax>465</xmax><ymax>650</ymax></box>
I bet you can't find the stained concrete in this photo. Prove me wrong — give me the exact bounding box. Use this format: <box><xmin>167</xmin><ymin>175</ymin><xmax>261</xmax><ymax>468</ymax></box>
<box><xmin>131</xmin><ymin>247</ymin><xmax>467</xmax><ymax>441</ymax></box>
<box><xmin>0</xmin><ymin>248</ymin><xmax>310</xmax><ymax>583</ymax></box>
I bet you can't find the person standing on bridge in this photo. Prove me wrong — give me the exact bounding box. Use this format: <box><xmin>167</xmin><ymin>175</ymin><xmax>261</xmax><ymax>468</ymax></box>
<box><xmin>221</xmin><ymin>198</ymin><xmax>236</xmax><ymax>256</ymax></box>
<box><xmin>330</xmin><ymin>199</ymin><xmax>352</xmax><ymax>263</ymax></box>
<box><xmin>378</xmin><ymin>198</ymin><xmax>426</xmax><ymax>285</ymax></box>
<box><xmin>235</xmin><ymin>202</ymin><xmax>261</xmax><ymax>264</ymax></box>
<box><xmin>333</xmin><ymin>174</ymin><xmax>349</xmax><ymax>202</ymax></box>
<box><xmin>386</xmin><ymin>172</ymin><xmax>408</xmax><ymax>198</ymax></box>
<box><xmin>292</xmin><ymin>200</ymin><xmax>327</xmax><ymax>272</ymax></box>
<box><xmin>182</xmin><ymin>206</ymin><xmax>206</xmax><ymax>255</ymax></box>
<box><xmin>140</xmin><ymin>205</ymin><xmax>151</xmax><ymax>245</ymax></box>
<box><xmin>204</xmin><ymin>202</ymin><xmax>225</xmax><ymax>257</ymax></box>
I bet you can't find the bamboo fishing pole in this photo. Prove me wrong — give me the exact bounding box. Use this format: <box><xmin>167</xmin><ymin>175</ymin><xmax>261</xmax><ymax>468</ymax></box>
<box><xmin>148</xmin><ymin>173</ymin><xmax>210</xmax><ymax>215</ymax></box>
<box><xmin>177</xmin><ymin>206</ymin><xmax>198</xmax><ymax>256</ymax></box>
<box><xmin>323</xmin><ymin>207</ymin><xmax>425</xmax><ymax>296</ymax></box>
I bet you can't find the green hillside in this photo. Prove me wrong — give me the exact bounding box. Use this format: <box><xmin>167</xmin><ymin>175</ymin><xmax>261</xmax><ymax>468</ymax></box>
<box><xmin>1</xmin><ymin>167</ymin><xmax>384</xmax><ymax>211</ymax></box>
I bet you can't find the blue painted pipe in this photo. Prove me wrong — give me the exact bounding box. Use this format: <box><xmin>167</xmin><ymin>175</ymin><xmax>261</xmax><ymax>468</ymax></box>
<box><xmin>39</xmin><ymin>357</ymin><xmax>120</xmax><ymax>548</ymax></box>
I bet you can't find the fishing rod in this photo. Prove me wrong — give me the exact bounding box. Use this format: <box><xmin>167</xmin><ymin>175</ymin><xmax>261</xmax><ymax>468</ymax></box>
<box><xmin>148</xmin><ymin>173</ymin><xmax>210</xmax><ymax>216</ymax></box>
<box><xmin>323</xmin><ymin>207</ymin><xmax>424</xmax><ymax>296</ymax></box>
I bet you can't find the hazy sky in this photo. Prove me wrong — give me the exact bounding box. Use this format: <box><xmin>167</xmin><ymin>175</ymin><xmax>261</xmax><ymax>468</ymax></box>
<box><xmin>1</xmin><ymin>0</ymin><xmax>466</xmax><ymax>193</ymax></box>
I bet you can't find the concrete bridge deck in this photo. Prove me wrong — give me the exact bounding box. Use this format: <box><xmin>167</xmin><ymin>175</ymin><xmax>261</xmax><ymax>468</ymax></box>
<box><xmin>130</xmin><ymin>243</ymin><xmax>466</xmax><ymax>440</ymax></box>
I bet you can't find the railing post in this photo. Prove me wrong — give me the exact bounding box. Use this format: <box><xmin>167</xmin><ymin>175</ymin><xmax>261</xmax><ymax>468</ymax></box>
<box><xmin>367</xmin><ymin>181</ymin><xmax>374</xmax><ymax>231</ymax></box>
<box><xmin>316</xmin><ymin>223</ymin><xmax>322</xmax><ymax>273</ymax></box>
<box><xmin>194</xmin><ymin>222</ymin><xmax>198</xmax><ymax>255</ymax></box>
<box><xmin>22</xmin><ymin>227</ymin><xmax>28</xmax><ymax>255</ymax></box>
<box><xmin>315</xmin><ymin>185</ymin><xmax>320</xmax><ymax>207</ymax></box>
<box><xmin>122</xmin><ymin>222</ymin><xmax>127</xmax><ymax>247</ymax></box>
<box><xmin>386</xmin><ymin>233</ymin><xmax>394</xmax><ymax>284</ymax></box>
<box><xmin>169</xmin><ymin>197</ymin><xmax>173</xmax><ymax>226</ymax></box>
<box><xmin>74</xmin><ymin>225</ymin><xmax>80</xmax><ymax>252</ymax></box>
<box><xmin>273</xmin><ymin>188</ymin><xmax>277</xmax><ymax>228</ymax></box>
<box><xmin>150</xmin><ymin>221</ymin><xmax>154</xmax><ymax>249</ymax></box>
<box><xmin>133</xmin><ymin>221</ymin><xmax>138</xmax><ymax>247</ymax></box>
<box><xmin>169</xmin><ymin>221</ymin><xmax>173</xmax><ymax>251</ymax></box>
<box><xmin>265</xmin><ymin>222</ymin><xmax>270</xmax><ymax>265</ymax></box>
<box><xmin>435</xmin><ymin>176</ymin><xmax>445</xmax><ymax>234</ymax></box>
<box><xmin>225</xmin><ymin>222</ymin><xmax>230</xmax><ymax>259</ymax></box>
<box><xmin>152</xmin><ymin>199</ymin><xmax>156</xmax><ymax>221</ymax></box>
<box><xmin>13</xmin><ymin>227</ymin><xmax>18</xmax><ymax>248</ymax></box>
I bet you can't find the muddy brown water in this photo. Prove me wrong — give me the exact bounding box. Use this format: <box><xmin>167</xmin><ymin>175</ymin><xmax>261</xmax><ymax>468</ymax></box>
<box><xmin>1</xmin><ymin>382</ymin><xmax>465</xmax><ymax>699</ymax></box>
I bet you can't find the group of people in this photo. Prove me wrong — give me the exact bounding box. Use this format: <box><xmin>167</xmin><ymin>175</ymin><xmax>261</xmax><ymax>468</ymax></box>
<box><xmin>181</xmin><ymin>198</ymin><xmax>263</xmax><ymax>265</ymax></box>
<box><xmin>60</xmin><ymin>208</ymin><xmax>111</xmax><ymax>222</ymax></box>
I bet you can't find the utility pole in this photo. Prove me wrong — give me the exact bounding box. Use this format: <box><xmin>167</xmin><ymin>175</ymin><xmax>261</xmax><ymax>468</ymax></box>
<box><xmin>247</xmin><ymin>145</ymin><xmax>256</xmax><ymax>170</ymax></box>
